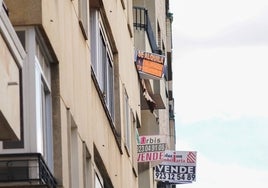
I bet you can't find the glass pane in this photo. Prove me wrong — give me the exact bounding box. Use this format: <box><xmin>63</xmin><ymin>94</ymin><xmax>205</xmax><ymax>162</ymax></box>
<box><xmin>95</xmin><ymin>173</ymin><xmax>103</xmax><ymax>188</ymax></box>
<box><xmin>108</xmin><ymin>59</ymin><xmax>114</xmax><ymax>119</ymax></box>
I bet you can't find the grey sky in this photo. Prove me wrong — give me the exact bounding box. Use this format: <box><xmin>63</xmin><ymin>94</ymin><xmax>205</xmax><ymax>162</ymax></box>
<box><xmin>171</xmin><ymin>0</ymin><xmax>268</xmax><ymax>187</ymax></box>
<box><xmin>172</xmin><ymin>0</ymin><xmax>268</xmax><ymax>49</ymax></box>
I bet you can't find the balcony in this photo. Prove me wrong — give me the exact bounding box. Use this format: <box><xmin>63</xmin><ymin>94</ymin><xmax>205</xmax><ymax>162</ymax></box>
<box><xmin>134</xmin><ymin>7</ymin><xmax>166</xmax><ymax>112</ymax></box>
<box><xmin>133</xmin><ymin>6</ymin><xmax>161</xmax><ymax>54</ymax></box>
<box><xmin>0</xmin><ymin>153</ymin><xmax>57</xmax><ymax>188</ymax></box>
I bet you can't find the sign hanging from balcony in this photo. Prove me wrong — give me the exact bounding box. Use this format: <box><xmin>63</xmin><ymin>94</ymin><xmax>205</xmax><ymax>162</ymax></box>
<box><xmin>137</xmin><ymin>135</ymin><xmax>166</xmax><ymax>162</ymax></box>
<box><xmin>135</xmin><ymin>50</ymin><xmax>165</xmax><ymax>79</ymax></box>
<box><xmin>154</xmin><ymin>150</ymin><xmax>197</xmax><ymax>184</ymax></box>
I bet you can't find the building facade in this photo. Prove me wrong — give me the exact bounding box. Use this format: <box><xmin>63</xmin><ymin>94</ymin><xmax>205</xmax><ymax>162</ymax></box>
<box><xmin>133</xmin><ymin>0</ymin><xmax>174</xmax><ymax>188</ymax></box>
<box><xmin>0</xmin><ymin>0</ymin><xmax>174</xmax><ymax>188</ymax></box>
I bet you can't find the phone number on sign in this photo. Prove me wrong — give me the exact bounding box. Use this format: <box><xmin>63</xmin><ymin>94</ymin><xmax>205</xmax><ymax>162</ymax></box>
<box><xmin>137</xmin><ymin>143</ymin><xmax>166</xmax><ymax>153</ymax></box>
<box><xmin>154</xmin><ymin>172</ymin><xmax>196</xmax><ymax>182</ymax></box>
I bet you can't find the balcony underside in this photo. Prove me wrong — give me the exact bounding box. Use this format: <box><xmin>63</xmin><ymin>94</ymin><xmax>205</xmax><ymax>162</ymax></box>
<box><xmin>141</xmin><ymin>92</ymin><xmax>165</xmax><ymax>111</ymax></box>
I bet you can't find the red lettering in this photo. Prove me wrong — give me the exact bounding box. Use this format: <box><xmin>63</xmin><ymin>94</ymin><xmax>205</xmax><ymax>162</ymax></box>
<box><xmin>159</xmin><ymin>151</ymin><xmax>164</xmax><ymax>160</ymax></box>
<box><xmin>137</xmin><ymin>152</ymin><xmax>164</xmax><ymax>162</ymax></box>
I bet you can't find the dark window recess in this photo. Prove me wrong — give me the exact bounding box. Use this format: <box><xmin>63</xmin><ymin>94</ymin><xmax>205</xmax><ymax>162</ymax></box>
<box><xmin>16</xmin><ymin>31</ymin><xmax>26</xmax><ymax>50</ymax></box>
<box><xmin>94</xmin><ymin>146</ymin><xmax>113</xmax><ymax>188</ymax></box>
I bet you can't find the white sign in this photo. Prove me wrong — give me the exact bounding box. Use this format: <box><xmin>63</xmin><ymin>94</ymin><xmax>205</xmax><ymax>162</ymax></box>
<box><xmin>162</xmin><ymin>150</ymin><xmax>197</xmax><ymax>165</ymax></box>
<box><xmin>154</xmin><ymin>150</ymin><xmax>197</xmax><ymax>184</ymax></box>
<box><xmin>154</xmin><ymin>164</ymin><xmax>196</xmax><ymax>183</ymax></box>
<box><xmin>137</xmin><ymin>135</ymin><xmax>166</xmax><ymax>162</ymax></box>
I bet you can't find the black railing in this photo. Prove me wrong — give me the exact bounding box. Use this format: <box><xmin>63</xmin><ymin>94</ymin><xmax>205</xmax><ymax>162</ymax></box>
<box><xmin>0</xmin><ymin>153</ymin><xmax>57</xmax><ymax>188</ymax></box>
<box><xmin>133</xmin><ymin>7</ymin><xmax>161</xmax><ymax>54</ymax></box>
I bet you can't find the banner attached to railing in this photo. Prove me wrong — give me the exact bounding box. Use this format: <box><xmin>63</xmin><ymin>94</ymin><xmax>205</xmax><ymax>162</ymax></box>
<box><xmin>135</xmin><ymin>50</ymin><xmax>165</xmax><ymax>79</ymax></box>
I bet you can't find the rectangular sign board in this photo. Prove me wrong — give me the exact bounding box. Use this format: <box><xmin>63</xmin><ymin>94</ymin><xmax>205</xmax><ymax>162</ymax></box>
<box><xmin>162</xmin><ymin>150</ymin><xmax>197</xmax><ymax>165</ymax></box>
<box><xmin>154</xmin><ymin>164</ymin><xmax>196</xmax><ymax>183</ymax></box>
<box><xmin>154</xmin><ymin>150</ymin><xmax>197</xmax><ymax>184</ymax></box>
<box><xmin>135</xmin><ymin>50</ymin><xmax>165</xmax><ymax>79</ymax></box>
<box><xmin>137</xmin><ymin>135</ymin><xmax>166</xmax><ymax>162</ymax></box>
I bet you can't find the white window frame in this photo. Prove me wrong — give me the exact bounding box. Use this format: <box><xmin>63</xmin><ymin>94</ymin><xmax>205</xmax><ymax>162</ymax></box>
<box><xmin>34</xmin><ymin>33</ymin><xmax>53</xmax><ymax>170</ymax></box>
<box><xmin>90</xmin><ymin>9</ymin><xmax>114</xmax><ymax>121</ymax></box>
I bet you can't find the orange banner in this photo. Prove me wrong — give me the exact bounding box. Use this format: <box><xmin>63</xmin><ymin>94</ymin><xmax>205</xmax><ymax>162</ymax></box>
<box><xmin>136</xmin><ymin>51</ymin><xmax>165</xmax><ymax>79</ymax></box>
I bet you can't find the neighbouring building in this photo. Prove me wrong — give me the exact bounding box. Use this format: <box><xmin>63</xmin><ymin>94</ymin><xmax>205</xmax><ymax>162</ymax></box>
<box><xmin>133</xmin><ymin>0</ymin><xmax>175</xmax><ymax>188</ymax></box>
<box><xmin>0</xmin><ymin>0</ymin><xmax>174</xmax><ymax>188</ymax></box>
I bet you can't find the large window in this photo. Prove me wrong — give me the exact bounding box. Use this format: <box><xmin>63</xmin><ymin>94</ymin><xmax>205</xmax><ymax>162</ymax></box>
<box><xmin>90</xmin><ymin>9</ymin><xmax>114</xmax><ymax>121</ymax></box>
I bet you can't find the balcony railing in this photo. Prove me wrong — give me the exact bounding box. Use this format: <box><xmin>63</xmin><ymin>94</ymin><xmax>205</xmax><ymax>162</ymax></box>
<box><xmin>0</xmin><ymin>153</ymin><xmax>57</xmax><ymax>188</ymax></box>
<box><xmin>133</xmin><ymin>7</ymin><xmax>161</xmax><ymax>54</ymax></box>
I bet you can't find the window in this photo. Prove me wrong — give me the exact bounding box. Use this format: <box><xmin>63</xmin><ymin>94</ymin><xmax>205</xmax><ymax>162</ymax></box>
<box><xmin>157</xmin><ymin>23</ymin><xmax>161</xmax><ymax>51</ymax></box>
<box><xmin>95</xmin><ymin>170</ymin><xmax>104</xmax><ymax>188</ymax></box>
<box><xmin>124</xmin><ymin>91</ymin><xmax>131</xmax><ymax>153</ymax></box>
<box><xmin>90</xmin><ymin>9</ymin><xmax>114</xmax><ymax>121</ymax></box>
<box><xmin>70</xmin><ymin>128</ymin><xmax>80</xmax><ymax>187</ymax></box>
<box><xmin>34</xmin><ymin>36</ymin><xmax>53</xmax><ymax>170</ymax></box>
<box><xmin>125</xmin><ymin>0</ymin><xmax>133</xmax><ymax>37</ymax></box>
<box><xmin>35</xmin><ymin>40</ymin><xmax>52</xmax><ymax>161</ymax></box>
<box><xmin>131</xmin><ymin>117</ymin><xmax>139</xmax><ymax>176</ymax></box>
<box><xmin>93</xmin><ymin>145</ymin><xmax>114</xmax><ymax>188</ymax></box>
<box><xmin>83</xmin><ymin>143</ymin><xmax>92</xmax><ymax>188</ymax></box>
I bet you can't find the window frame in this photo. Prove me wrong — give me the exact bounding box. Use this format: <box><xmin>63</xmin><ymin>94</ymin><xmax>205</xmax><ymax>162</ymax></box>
<box><xmin>34</xmin><ymin>32</ymin><xmax>53</xmax><ymax>170</ymax></box>
<box><xmin>90</xmin><ymin>9</ymin><xmax>115</xmax><ymax>122</ymax></box>
<box><xmin>123</xmin><ymin>90</ymin><xmax>131</xmax><ymax>155</ymax></box>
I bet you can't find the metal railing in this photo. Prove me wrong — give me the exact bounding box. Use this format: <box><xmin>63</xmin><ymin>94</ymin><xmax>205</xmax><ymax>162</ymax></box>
<box><xmin>133</xmin><ymin>7</ymin><xmax>161</xmax><ymax>54</ymax></box>
<box><xmin>0</xmin><ymin>153</ymin><xmax>57</xmax><ymax>188</ymax></box>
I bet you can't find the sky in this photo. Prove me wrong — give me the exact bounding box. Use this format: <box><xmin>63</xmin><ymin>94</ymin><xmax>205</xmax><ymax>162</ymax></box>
<box><xmin>169</xmin><ymin>0</ymin><xmax>268</xmax><ymax>187</ymax></box>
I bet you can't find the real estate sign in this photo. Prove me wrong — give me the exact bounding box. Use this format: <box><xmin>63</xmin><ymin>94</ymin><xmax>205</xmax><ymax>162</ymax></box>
<box><xmin>135</xmin><ymin>50</ymin><xmax>165</xmax><ymax>79</ymax></box>
<box><xmin>154</xmin><ymin>150</ymin><xmax>197</xmax><ymax>184</ymax></box>
<box><xmin>154</xmin><ymin>164</ymin><xmax>196</xmax><ymax>183</ymax></box>
<box><xmin>137</xmin><ymin>135</ymin><xmax>166</xmax><ymax>162</ymax></box>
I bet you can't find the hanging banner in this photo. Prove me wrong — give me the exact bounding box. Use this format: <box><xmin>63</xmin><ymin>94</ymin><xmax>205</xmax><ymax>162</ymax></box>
<box><xmin>154</xmin><ymin>150</ymin><xmax>197</xmax><ymax>184</ymax></box>
<box><xmin>135</xmin><ymin>50</ymin><xmax>165</xmax><ymax>79</ymax></box>
<box><xmin>137</xmin><ymin>135</ymin><xmax>166</xmax><ymax>162</ymax></box>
